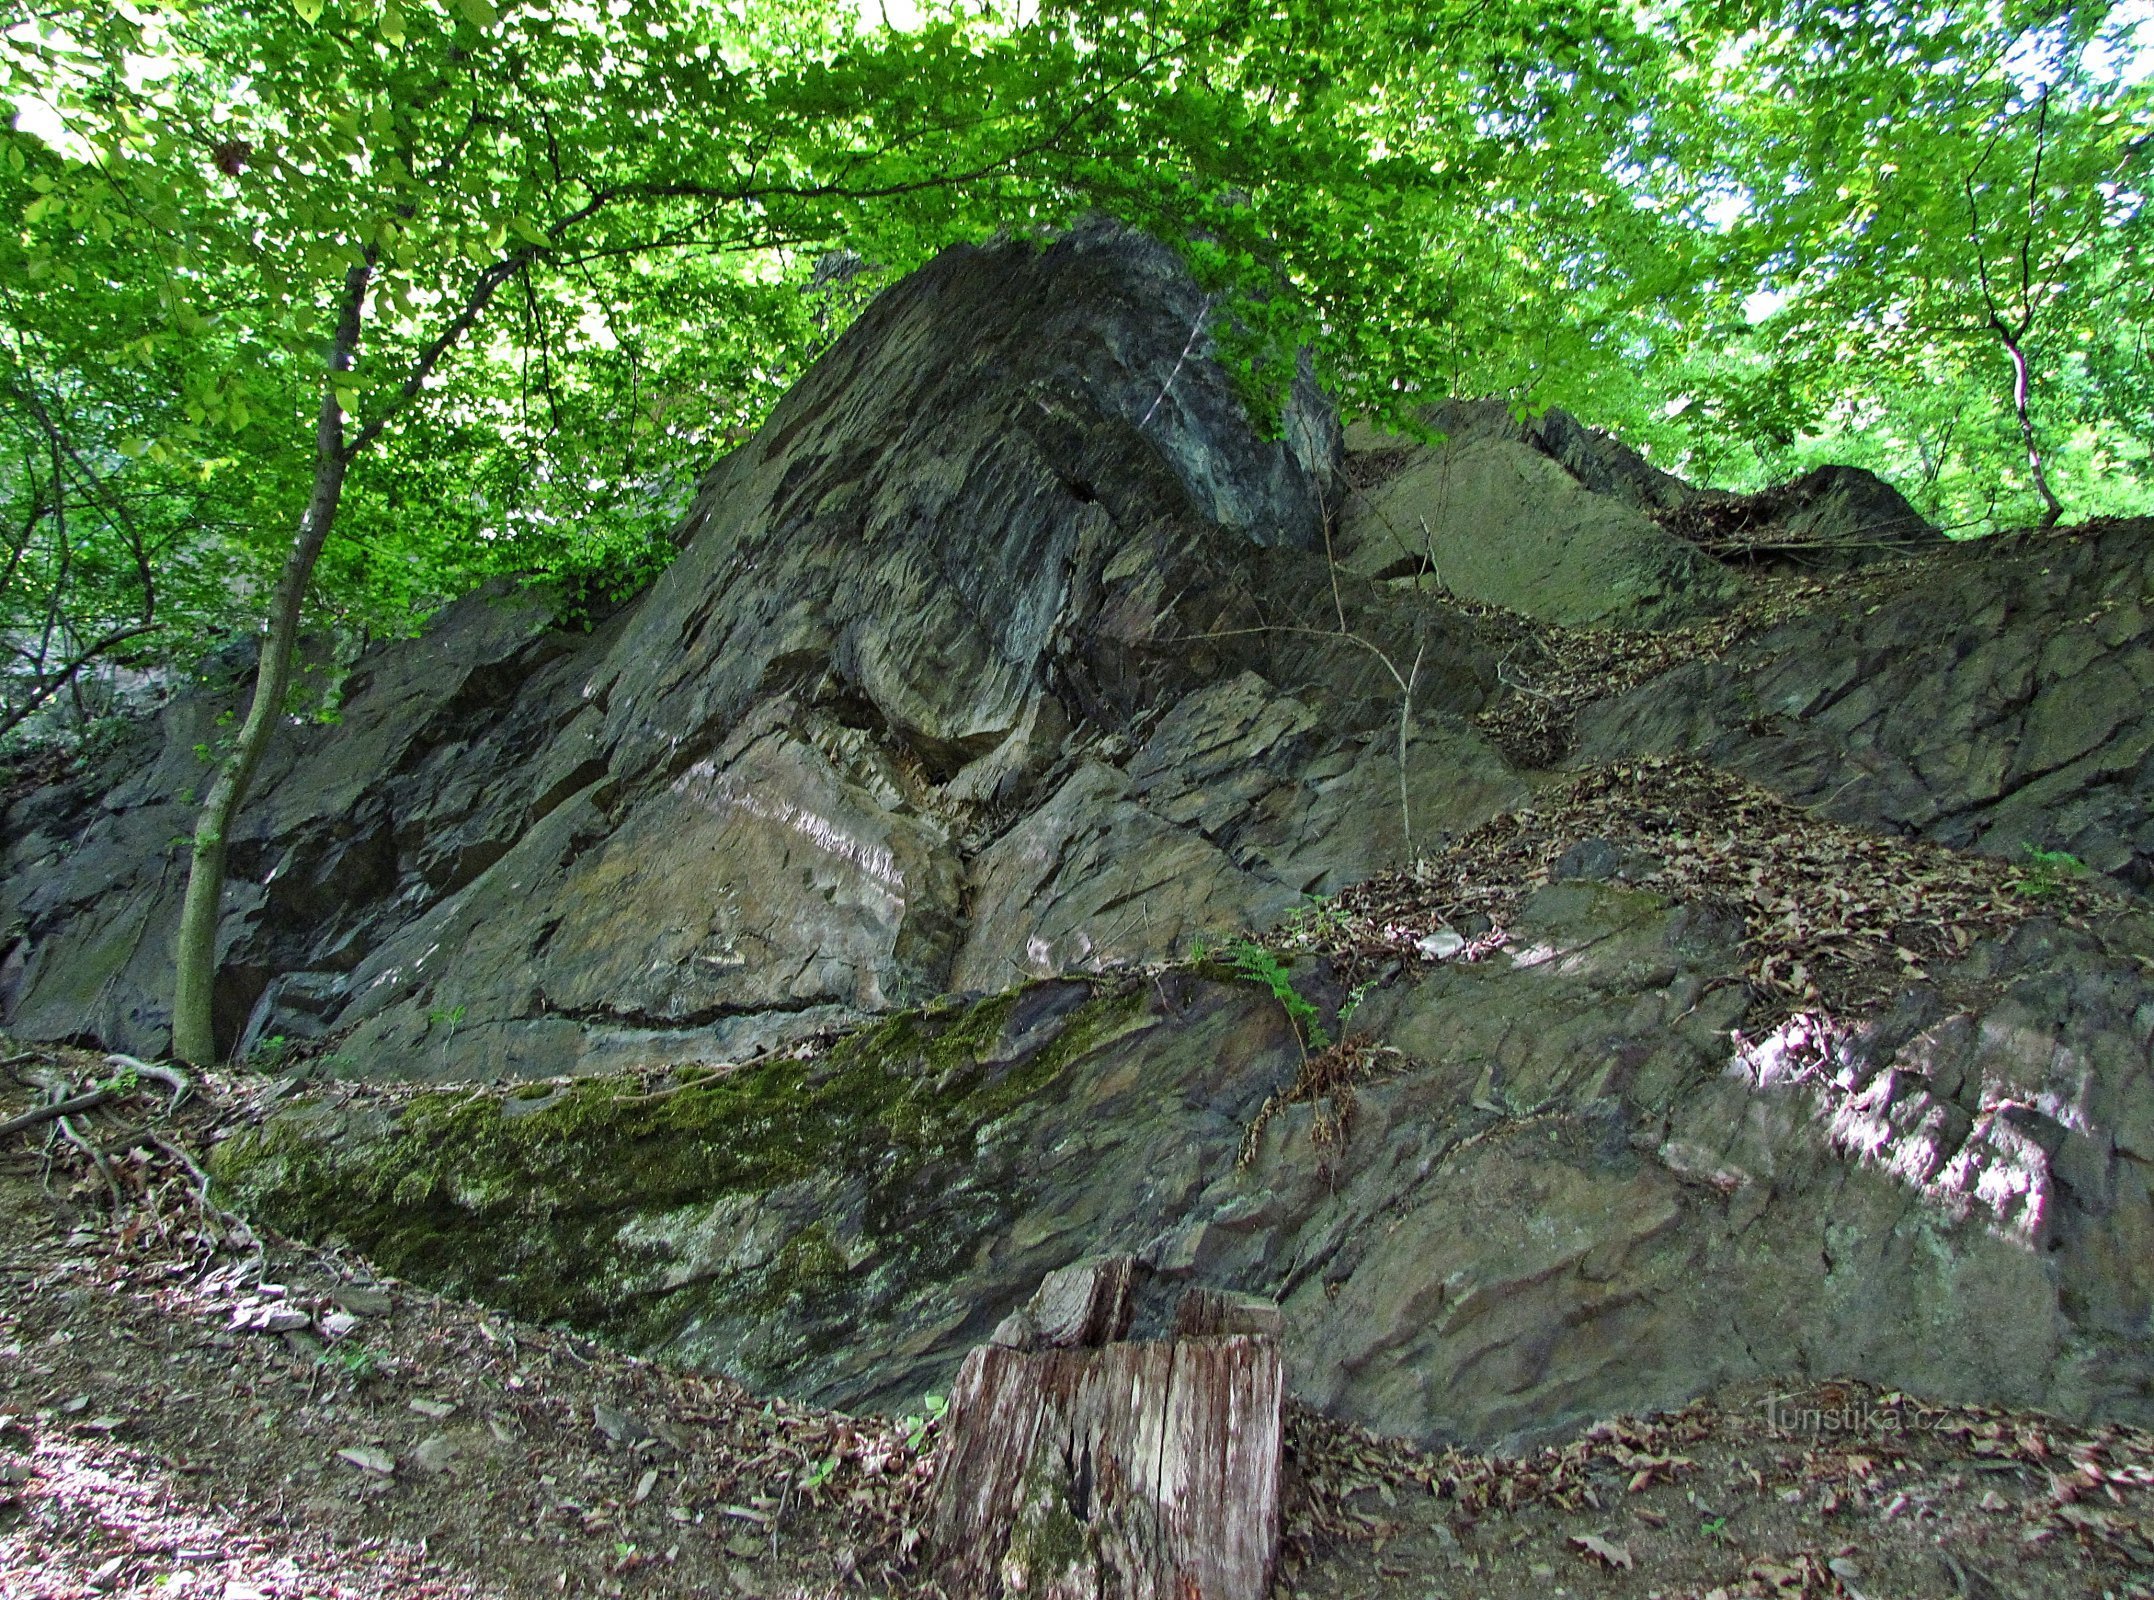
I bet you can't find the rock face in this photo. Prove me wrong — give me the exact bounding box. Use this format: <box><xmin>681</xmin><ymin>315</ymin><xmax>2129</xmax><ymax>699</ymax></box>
<box><xmin>1578</xmin><ymin>518</ymin><xmax>2154</xmax><ymax>892</ymax></box>
<box><xmin>2</xmin><ymin>223</ymin><xmax>1520</xmax><ymax>1073</ymax></box>
<box><xmin>8</xmin><ymin>221</ymin><xmax>2154</xmax><ymax>1454</ymax></box>
<box><xmin>213</xmin><ymin>880</ymin><xmax>2154</xmax><ymax>1449</ymax></box>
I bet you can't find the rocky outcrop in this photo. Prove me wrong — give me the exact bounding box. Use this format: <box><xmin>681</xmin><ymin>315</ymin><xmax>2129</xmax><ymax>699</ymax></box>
<box><xmin>213</xmin><ymin>878</ymin><xmax>2154</xmax><ymax>1449</ymax></box>
<box><xmin>1</xmin><ymin>223</ymin><xmax>1521</xmax><ymax>1074</ymax></box>
<box><xmin>1333</xmin><ymin>402</ymin><xmax>1940</xmax><ymax>627</ymax></box>
<box><xmin>1578</xmin><ymin>518</ymin><xmax>2154</xmax><ymax>892</ymax></box>
<box><xmin>1337</xmin><ymin>402</ymin><xmax>1742</xmax><ymax>627</ymax></box>
<box><xmin>8</xmin><ymin>220</ymin><xmax>2154</xmax><ymax>1455</ymax></box>
<box><xmin>1650</xmin><ymin>462</ymin><xmax>1942</xmax><ymax>567</ymax></box>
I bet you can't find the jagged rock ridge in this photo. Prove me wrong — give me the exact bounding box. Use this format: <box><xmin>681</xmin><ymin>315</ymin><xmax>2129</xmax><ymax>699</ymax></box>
<box><xmin>5</xmin><ymin>222</ymin><xmax>1522</xmax><ymax>1073</ymax></box>
<box><xmin>6</xmin><ymin>223</ymin><xmax>2154</xmax><ymax>1453</ymax></box>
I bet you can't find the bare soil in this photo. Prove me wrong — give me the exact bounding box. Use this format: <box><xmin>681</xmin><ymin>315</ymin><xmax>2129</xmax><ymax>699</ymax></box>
<box><xmin>4</xmin><ymin>1048</ymin><xmax>2152</xmax><ymax>1600</ymax></box>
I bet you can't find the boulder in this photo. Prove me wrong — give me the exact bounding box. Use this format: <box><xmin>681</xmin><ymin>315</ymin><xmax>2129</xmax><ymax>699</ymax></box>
<box><xmin>1337</xmin><ymin>402</ymin><xmax>1740</xmax><ymax>626</ymax></box>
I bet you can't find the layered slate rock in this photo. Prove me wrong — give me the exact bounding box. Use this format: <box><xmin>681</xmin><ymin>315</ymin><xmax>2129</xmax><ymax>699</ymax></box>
<box><xmin>213</xmin><ymin>880</ymin><xmax>2154</xmax><ymax>1449</ymax></box>
<box><xmin>1578</xmin><ymin>517</ymin><xmax>2154</xmax><ymax>891</ymax></box>
<box><xmin>1334</xmin><ymin>402</ymin><xmax>1941</xmax><ymax>624</ymax></box>
<box><xmin>1650</xmin><ymin>462</ymin><xmax>1942</xmax><ymax>567</ymax></box>
<box><xmin>1</xmin><ymin>587</ymin><xmax>584</xmax><ymax>1055</ymax></box>
<box><xmin>0</xmin><ymin>224</ymin><xmax>1521</xmax><ymax>1073</ymax></box>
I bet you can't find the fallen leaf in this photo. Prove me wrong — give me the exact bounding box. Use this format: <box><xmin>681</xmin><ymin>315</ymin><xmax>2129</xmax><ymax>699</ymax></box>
<box><xmin>633</xmin><ymin>1468</ymin><xmax>659</xmax><ymax>1504</ymax></box>
<box><xmin>408</xmin><ymin>1398</ymin><xmax>456</xmax><ymax>1420</ymax></box>
<box><xmin>1570</xmin><ymin>1533</ymin><xmax>1632</xmax><ymax>1569</ymax></box>
<box><xmin>336</xmin><ymin>1445</ymin><xmax>395</xmax><ymax>1476</ymax></box>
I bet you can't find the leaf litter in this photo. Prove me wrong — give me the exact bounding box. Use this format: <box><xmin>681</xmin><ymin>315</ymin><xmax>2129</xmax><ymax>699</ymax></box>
<box><xmin>1279</xmin><ymin>754</ymin><xmax>2119</xmax><ymax>1032</ymax></box>
<box><xmin>1463</xmin><ymin>555</ymin><xmax>1936</xmax><ymax>768</ymax></box>
<box><xmin>1282</xmin><ymin>1384</ymin><xmax>2154</xmax><ymax>1600</ymax></box>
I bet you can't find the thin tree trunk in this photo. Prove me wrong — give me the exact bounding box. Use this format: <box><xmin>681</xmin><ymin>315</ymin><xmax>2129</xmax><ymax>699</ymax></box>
<box><xmin>166</xmin><ymin>242</ymin><xmax>528</xmax><ymax>1061</ymax></box>
<box><xmin>170</xmin><ymin>262</ymin><xmax>369</xmax><ymax>1065</ymax></box>
<box><xmin>1997</xmin><ymin>327</ymin><xmax>2063</xmax><ymax>529</ymax></box>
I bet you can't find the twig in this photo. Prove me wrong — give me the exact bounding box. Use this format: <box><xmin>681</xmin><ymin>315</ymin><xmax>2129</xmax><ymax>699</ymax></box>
<box><xmin>145</xmin><ymin>1131</ymin><xmax>259</xmax><ymax>1268</ymax></box>
<box><xmin>58</xmin><ymin>1114</ymin><xmax>123</xmax><ymax>1215</ymax></box>
<box><xmin>607</xmin><ymin>1065</ymin><xmax>732</xmax><ymax>1104</ymax></box>
<box><xmin>1397</xmin><ymin>640</ymin><xmax>1425</xmax><ymax>862</ymax></box>
<box><xmin>0</xmin><ymin>1087</ymin><xmax>112</xmax><ymax>1137</ymax></box>
<box><xmin>1137</xmin><ymin>296</ymin><xmax>1212</xmax><ymax>430</ymax></box>
<box><xmin>106</xmin><ymin>1053</ymin><xmax>193</xmax><ymax>1112</ymax></box>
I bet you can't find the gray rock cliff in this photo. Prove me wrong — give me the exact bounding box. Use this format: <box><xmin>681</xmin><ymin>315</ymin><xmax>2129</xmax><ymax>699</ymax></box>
<box><xmin>7</xmin><ymin>223</ymin><xmax>2154</xmax><ymax>1453</ymax></box>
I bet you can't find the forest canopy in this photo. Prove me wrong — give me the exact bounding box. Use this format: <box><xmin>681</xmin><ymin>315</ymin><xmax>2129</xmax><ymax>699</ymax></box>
<box><xmin>3</xmin><ymin>0</ymin><xmax>2152</xmax><ymax>738</ymax></box>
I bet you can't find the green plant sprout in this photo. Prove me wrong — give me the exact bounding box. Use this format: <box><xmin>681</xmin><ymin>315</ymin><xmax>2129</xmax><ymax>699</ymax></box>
<box><xmin>318</xmin><ymin>1342</ymin><xmax>378</xmax><ymax>1379</ymax></box>
<box><xmin>900</xmin><ymin>1391</ymin><xmax>949</xmax><ymax>1454</ymax></box>
<box><xmin>1194</xmin><ymin>935</ymin><xmax>1330</xmax><ymax>1053</ymax></box>
<box><xmin>2008</xmin><ymin>844</ymin><xmax>2088</xmax><ymax>901</ymax></box>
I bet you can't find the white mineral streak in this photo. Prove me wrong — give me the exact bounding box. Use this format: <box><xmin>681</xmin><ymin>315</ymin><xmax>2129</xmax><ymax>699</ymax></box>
<box><xmin>672</xmin><ymin>759</ymin><xmax>906</xmax><ymax>894</ymax></box>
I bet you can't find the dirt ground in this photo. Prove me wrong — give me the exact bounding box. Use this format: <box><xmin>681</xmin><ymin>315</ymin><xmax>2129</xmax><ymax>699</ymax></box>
<box><xmin>4</xmin><ymin>1046</ymin><xmax>2153</xmax><ymax>1600</ymax></box>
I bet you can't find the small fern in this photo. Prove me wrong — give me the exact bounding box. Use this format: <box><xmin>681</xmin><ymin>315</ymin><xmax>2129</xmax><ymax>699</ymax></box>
<box><xmin>2008</xmin><ymin>844</ymin><xmax>2088</xmax><ymax>901</ymax></box>
<box><xmin>1210</xmin><ymin>936</ymin><xmax>1329</xmax><ymax>1052</ymax></box>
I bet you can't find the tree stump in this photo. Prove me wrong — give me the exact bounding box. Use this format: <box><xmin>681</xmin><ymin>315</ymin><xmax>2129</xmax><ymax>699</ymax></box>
<box><xmin>928</xmin><ymin>1258</ymin><xmax>1284</xmax><ymax>1600</ymax></box>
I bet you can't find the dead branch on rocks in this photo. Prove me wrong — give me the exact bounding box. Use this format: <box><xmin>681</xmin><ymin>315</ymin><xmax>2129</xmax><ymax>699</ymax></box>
<box><xmin>0</xmin><ymin>1087</ymin><xmax>113</xmax><ymax>1136</ymax></box>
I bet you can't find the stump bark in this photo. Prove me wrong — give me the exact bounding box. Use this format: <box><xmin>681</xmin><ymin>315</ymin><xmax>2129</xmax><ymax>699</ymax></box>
<box><xmin>929</xmin><ymin>1258</ymin><xmax>1283</xmax><ymax>1600</ymax></box>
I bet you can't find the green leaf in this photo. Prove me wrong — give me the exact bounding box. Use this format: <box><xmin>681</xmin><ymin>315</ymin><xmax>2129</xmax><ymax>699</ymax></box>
<box><xmin>292</xmin><ymin>0</ymin><xmax>324</xmax><ymax>21</ymax></box>
<box><xmin>457</xmin><ymin>0</ymin><xmax>498</xmax><ymax>26</ymax></box>
<box><xmin>379</xmin><ymin>1</ymin><xmax>406</xmax><ymax>46</ymax></box>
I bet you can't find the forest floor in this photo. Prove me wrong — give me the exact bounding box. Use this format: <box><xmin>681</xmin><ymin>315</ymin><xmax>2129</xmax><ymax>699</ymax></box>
<box><xmin>4</xmin><ymin>1044</ymin><xmax>2153</xmax><ymax>1600</ymax></box>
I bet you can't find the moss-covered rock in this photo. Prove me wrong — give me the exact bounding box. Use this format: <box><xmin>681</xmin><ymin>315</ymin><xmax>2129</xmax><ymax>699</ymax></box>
<box><xmin>212</xmin><ymin>895</ymin><xmax>2154</xmax><ymax>1449</ymax></box>
<box><xmin>212</xmin><ymin>976</ymin><xmax>1203</xmax><ymax>1404</ymax></box>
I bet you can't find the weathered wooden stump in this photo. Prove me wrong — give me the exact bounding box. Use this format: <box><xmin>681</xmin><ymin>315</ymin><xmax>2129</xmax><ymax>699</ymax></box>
<box><xmin>928</xmin><ymin>1258</ymin><xmax>1284</xmax><ymax>1600</ymax></box>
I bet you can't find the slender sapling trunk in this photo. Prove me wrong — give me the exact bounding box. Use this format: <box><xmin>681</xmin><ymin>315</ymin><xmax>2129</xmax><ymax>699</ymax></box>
<box><xmin>170</xmin><ymin>263</ymin><xmax>368</xmax><ymax>1064</ymax></box>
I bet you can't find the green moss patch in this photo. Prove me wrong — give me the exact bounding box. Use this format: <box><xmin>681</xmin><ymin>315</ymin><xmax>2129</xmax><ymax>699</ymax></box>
<box><xmin>211</xmin><ymin>980</ymin><xmax>1150</xmax><ymax>1381</ymax></box>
